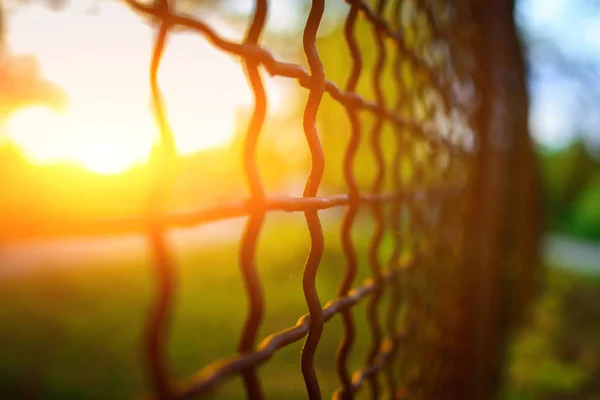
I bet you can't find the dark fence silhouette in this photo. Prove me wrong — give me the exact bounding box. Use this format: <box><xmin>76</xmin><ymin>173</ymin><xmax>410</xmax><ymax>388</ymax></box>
<box><xmin>2</xmin><ymin>0</ymin><xmax>541</xmax><ymax>399</ymax></box>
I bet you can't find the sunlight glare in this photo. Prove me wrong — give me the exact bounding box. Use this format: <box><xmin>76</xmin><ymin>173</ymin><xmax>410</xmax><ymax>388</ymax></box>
<box><xmin>3</xmin><ymin>1</ymin><xmax>257</xmax><ymax>174</ymax></box>
<box><xmin>5</xmin><ymin>106</ymin><xmax>157</xmax><ymax>174</ymax></box>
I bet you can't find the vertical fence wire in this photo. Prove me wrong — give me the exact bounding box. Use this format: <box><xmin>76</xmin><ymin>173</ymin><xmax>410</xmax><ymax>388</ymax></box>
<box><xmin>334</xmin><ymin>1</ymin><xmax>362</xmax><ymax>399</ymax></box>
<box><xmin>383</xmin><ymin>2</ymin><xmax>408</xmax><ymax>395</ymax></box>
<box><xmin>365</xmin><ymin>0</ymin><xmax>388</xmax><ymax>398</ymax></box>
<box><xmin>145</xmin><ymin>2</ymin><xmax>177</xmax><ymax>397</ymax></box>
<box><xmin>238</xmin><ymin>1</ymin><xmax>268</xmax><ymax>399</ymax></box>
<box><xmin>300</xmin><ymin>1</ymin><xmax>327</xmax><ymax>398</ymax></box>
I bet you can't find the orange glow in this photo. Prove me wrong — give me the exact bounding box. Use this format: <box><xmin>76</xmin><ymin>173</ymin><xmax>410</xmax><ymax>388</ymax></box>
<box><xmin>6</xmin><ymin>107</ymin><xmax>156</xmax><ymax>174</ymax></box>
<box><xmin>3</xmin><ymin>1</ymin><xmax>259</xmax><ymax>175</ymax></box>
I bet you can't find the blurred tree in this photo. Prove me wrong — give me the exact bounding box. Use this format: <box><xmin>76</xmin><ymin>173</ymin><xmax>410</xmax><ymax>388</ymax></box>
<box><xmin>0</xmin><ymin>0</ymin><xmax>65</xmax><ymax>121</ymax></box>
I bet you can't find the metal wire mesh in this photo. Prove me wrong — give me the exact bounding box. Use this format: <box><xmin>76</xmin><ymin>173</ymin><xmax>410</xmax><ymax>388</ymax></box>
<box><xmin>122</xmin><ymin>0</ymin><xmax>480</xmax><ymax>398</ymax></box>
<box><xmin>1</xmin><ymin>0</ymin><xmax>537</xmax><ymax>399</ymax></box>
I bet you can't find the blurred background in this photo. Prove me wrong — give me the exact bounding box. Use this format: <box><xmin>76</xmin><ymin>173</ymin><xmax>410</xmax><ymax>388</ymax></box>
<box><xmin>0</xmin><ymin>0</ymin><xmax>598</xmax><ymax>399</ymax></box>
<box><xmin>503</xmin><ymin>1</ymin><xmax>600</xmax><ymax>399</ymax></box>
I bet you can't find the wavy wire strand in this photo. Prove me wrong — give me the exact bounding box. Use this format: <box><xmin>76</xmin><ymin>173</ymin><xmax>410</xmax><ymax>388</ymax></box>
<box><xmin>393</xmin><ymin>2</ymin><xmax>421</xmax><ymax>393</ymax></box>
<box><xmin>300</xmin><ymin>0</ymin><xmax>327</xmax><ymax>398</ymax></box>
<box><xmin>237</xmin><ymin>0</ymin><xmax>268</xmax><ymax>398</ymax></box>
<box><xmin>384</xmin><ymin>0</ymin><xmax>407</xmax><ymax>395</ymax></box>
<box><xmin>365</xmin><ymin>0</ymin><xmax>388</xmax><ymax>398</ymax></box>
<box><xmin>145</xmin><ymin>1</ymin><xmax>177</xmax><ymax>398</ymax></box>
<box><xmin>334</xmin><ymin>2</ymin><xmax>362</xmax><ymax>398</ymax></box>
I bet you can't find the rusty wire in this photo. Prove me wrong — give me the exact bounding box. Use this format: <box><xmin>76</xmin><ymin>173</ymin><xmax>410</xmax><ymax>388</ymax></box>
<box><xmin>3</xmin><ymin>0</ymin><xmax>488</xmax><ymax>398</ymax></box>
<box><xmin>123</xmin><ymin>0</ymin><xmax>477</xmax><ymax>398</ymax></box>
<box><xmin>131</xmin><ymin>0</ymin><xmax>476</xmax><ymax>398</ymax></box>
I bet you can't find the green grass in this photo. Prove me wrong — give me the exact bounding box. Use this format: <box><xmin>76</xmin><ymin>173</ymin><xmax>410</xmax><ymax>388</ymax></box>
<box><xmin>502</xmin><ymin>266</ymin><xmax>600</xmax><ymax>400</ymax></box>
<box><xmin>0</xmin><ymin>212</ymin><xmax>403</xmax><ymax>399</ymax></box>
<box><xmin>10</xmin><ymin>210</ymin><xmax>590</xmax><ymax>400</ymax></box>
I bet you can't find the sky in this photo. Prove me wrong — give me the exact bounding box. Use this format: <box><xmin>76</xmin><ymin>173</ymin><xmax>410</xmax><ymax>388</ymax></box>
<box><xmin>518</xmin><ymin>0</ymin><xmax>600</xmax><ymax>149</ymax></box>
<box><xmin>0</xmin><ymin>0</ymin><xmax>597</xmax><ymax>173</ymax></box>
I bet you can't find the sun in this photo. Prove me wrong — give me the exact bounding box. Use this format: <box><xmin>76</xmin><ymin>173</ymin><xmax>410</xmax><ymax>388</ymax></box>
<box><xmin>5</xmin><ymin>106</ymin><xmax>156</xmax><ymax>175</ymax></box>
<box><xmin>2</xmin><ymin>1</ymin><xmax>255</xmax><ymax>175</ymax></box>
<box><xmin>4</xmin><ymin>102</ymin><xmax>241</xmax><ymax>175</ymax></box>
<box><xmin>76</xmin><ymin>142</ymin><xmax>146</xmax><ymax>176</ymax></box>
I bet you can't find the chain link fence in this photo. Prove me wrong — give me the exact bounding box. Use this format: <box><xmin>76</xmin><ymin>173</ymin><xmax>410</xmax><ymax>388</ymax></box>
<box><xmin>1</xmin><ymin>0</ymin><xmax>541</xmax><ymax>399</ymax></box>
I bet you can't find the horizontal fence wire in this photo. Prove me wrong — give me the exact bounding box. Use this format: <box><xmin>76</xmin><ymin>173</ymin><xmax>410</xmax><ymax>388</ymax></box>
<box><xmin>2</xmin><ymin>0</ymin><xmax>486</xmax><ymax>399</ymax></box>
<box><xmin>0</xmin><ymin>188</ymin><xmax>463</xmax><ymax>239</ymax></box>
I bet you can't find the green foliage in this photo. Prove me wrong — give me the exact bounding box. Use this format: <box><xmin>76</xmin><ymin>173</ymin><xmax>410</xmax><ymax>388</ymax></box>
<box><xmin>537</xmin><ymin>139</ymin><xmax>600</xmax><ymax>240</ymax></box>
<box><xmin>503</xmin><ymin>267</ymin><xmax>600</xmax><ymax>399</ymax></box>
<box><xmin>569</xmin><ymin>172</ymin><xmax>600</xmax><ymax>240</ymax></box>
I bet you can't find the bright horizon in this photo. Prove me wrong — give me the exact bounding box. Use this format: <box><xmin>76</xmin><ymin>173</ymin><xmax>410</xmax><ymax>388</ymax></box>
<box><xmin>1</xmin><ymin>1</ymin><xmax>283</xmax><ymax>175</ymax></box>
